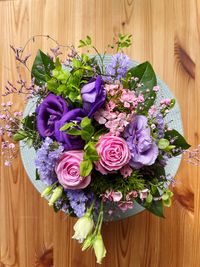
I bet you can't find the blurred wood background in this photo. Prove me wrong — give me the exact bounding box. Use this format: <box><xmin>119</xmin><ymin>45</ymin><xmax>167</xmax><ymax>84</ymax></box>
<box><xmin>0</xmin><ymin>0</ymin><xmax>200</xmax><ymax>266</ymax></box>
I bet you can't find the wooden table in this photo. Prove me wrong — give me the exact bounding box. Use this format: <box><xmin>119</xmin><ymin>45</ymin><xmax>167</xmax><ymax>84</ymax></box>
<box><xmin>0</xmin><ymin>0</ymin><xmax>199</xmax><ymax>266</ymax></box>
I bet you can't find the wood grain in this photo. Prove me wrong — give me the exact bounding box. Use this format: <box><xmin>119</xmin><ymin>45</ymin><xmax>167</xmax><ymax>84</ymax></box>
<box><xmin>0</xmin><ymin>0</ymin><xmax>200</xmax><ymax>266</ymax></box>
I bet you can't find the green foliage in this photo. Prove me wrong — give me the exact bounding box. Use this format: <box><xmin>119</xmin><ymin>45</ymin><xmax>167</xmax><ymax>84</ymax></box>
<box><xmin>90</xmin><ymin>169</ymin><xmax>144</xmax><ymax>198</ymax></box>
<box><xmin>12</xmin><ymin>130</ymin><xmax>28</xmax><ymax>141</ymax></box>
<box><xmin>138</xmin><ymin>188</ymin><xmax>165</xmax><ymax>218</ymax></box>
<box><xmin>128</xmin><ymin>62</ymin><xmax>157</xmax><ymax>112</ymax></box>
<box><xmin>164</xmin><ymin>129</ymin><xmax>191</xmax><ymax>156</ymax></box>
<box><xmin>36</xmin><ymin>169</ymin><xmax>40</xmax><ymax>180</ymax></box>
<box><xmin>116</xmin><ymin>33</ymin><xmax>132</xmax><ymax>52</ymax></box>
<box><xmin>31</xmin><ymin>50</ymin><xmax>54</xmax><ymax>86</ymax></box>
<box><xmin>60</xmin><ymin>116</ymin><xmax>95</xmax><ymax>142</ymax></box>
<box><xmin>80</xmin><ymin>159</ymin><xmax>93</xmax><ymax>177</ymax></box>
<box><xmin>46</xmin><ymin>56</ymin><xmax>93</xmax><ymax>102</ymax></box>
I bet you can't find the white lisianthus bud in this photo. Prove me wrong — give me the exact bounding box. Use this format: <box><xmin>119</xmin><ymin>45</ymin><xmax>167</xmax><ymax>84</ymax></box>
<box><xmin>82</xmin><ymin>233</ymin><xmax>95</xmax><ymax>251</ymax></box>
<box><xmin>72</xmin><ymin>210</ymin><xmax>94</xmax><ymax>242</ymax></box>
<box><xmin>93</xmin><ymin>233</ymin><xmax>106</xmax><ymax>264</ymax></box>
<box><xmin>41</xmin><ymin>184</ymin><xmax>54</xmax><ymax>197</ymax></box>
<box><xmin>48</xmin><ymin>185</ymin><xmax>63</xmax><ymax>206</ymax></box>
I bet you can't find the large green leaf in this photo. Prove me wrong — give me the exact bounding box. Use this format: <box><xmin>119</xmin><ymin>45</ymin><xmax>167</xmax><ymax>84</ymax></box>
<box><xmin>128</xmin><ymin>61</ymin><xmax>157</xmax><ymax>111</ymax></box>
<box><xmin>145</xmin><ymin>198</ymin><xmax>165</xmax><ymax>218</ymax></box>
<box><xmin>165</xmin><ymin>129</ymin><xmax>191</xmax><ymax>156</ymax></box>
<box><xmin>31</xmin><ymin>50</ymin><xmax>54</xmax><ymax>86</ymax></box>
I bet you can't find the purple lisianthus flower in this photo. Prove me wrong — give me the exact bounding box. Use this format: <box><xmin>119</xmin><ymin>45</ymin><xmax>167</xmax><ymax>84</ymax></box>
<box><xmin>36</xmin><ymin>94</ymin><xmax>68</xmax><ymax>138</ymax></box>
<box><xmin>54</xmin><ymin>108</ymin><xmax>86</xmax><ymax>150</ymax></box>
<box><xmin>124</xmin><ymin>115</ymin><xmax>159</xmax><ymax>169</ymax></box>
<box><xmin>81</xmin><ymin>75</ymin><xmax>106</xmax><ymax>118</ymax></box>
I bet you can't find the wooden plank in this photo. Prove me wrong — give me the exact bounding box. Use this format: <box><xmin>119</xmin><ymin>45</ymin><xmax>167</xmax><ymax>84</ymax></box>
<box><xmin>0</xmin><ymin>0</ymin><xmax>200</xmax><ymax>266</ymax></box>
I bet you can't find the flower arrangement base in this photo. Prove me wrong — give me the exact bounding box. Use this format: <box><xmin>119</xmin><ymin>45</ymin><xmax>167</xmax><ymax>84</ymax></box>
<box><xmin>20</xmin><ymin>56</ymin><xmax>183</xmax><ymax>221</ymax></box>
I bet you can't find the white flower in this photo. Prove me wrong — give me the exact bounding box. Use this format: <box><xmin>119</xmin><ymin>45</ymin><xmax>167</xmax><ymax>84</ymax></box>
<box><xmin>93</xmin><ymin>234</ymin><xmax>106</xmax><ymax>264</ymax></box>
<box><xmin>72</xmin><ymin>210</ymin><xmax>94</xmax><ymax>242</ymax></box>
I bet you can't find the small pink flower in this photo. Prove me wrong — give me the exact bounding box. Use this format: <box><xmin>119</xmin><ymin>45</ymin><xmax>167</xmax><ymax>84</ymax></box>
<box><xmin>118</xmin><ymin>201</ymin><xmax>133</xmax><ymax>212</ymax></box>
<box><xmin>7</xmin><ymin>101</ymin><xmax>13</xmax><ymax>106</ymax></box>
<box><xmin>18</xmin><ymin>111</ymin><xmax>23</xmax><ymax>116</ymax></box>
<box><xmin>149</xmin><ymin>105</ymin><xmax>156</xmax><ymax>116</ymax></box>
<box><xmin>14</xmin><ymin>112</ymin><xmax>19</xmax><ymax>117</ymax></box>
<box><xmin>55</xmin><ymin>150</ymin><xmax>91</xmax><ymax>189</ymax></box>
<box><xmin>94</xmin><ymin>134</ymin><xmax>130</xmax><ymax>174</ymax></box>
<box><xmin>120</xmin><ymin>164</ymin><xmax>132</xmax><ymax>178</ymax></box>
<box><xmin>146</xmin><ymin>89</ymin><xmax>150</xmax><ymax>93</ymax></box>
<box><xmin>0</xmin><ymin>129</ymin><xmax>4</xmax><ymax>136</ymax></box>
<box><xmin>168</xmin><ymin>127</ymin><xmax>172</xmax><ymax>131</ymax></box>
<box><xmin>126</xmin><ymin>190</ymin><xmax>138</xmax><ymax>200</ymax></box>
<box><xmin>111</xmin><ymin>191</ymin><xmax>123</xmax><ymax>202</ymax></box>
<box><xmin>5</xmin><ymin>160</ymin><xmax>11</xmax><ymax>167</ymax></box>
<box><xmin>1</xmin><ymin>103</ymin><xmax>6</xmax><ymax>107</ymax></box>
<box><xmin>140</xmin><ymin>189</ymin><xmax>149</xmax><ymax>200</ymax></box>
<box><xmin>7</xmin><ymin>132</ymin><xmax>12</xmax><ymax>138</ymax></box>
<box><xmin>151</xmin><ymin>124</ymin><xmax>156</xmax><ymax>129</ymax></box>
<box><xmin>165</xmin><ymin>98</ymin><xmax>171</xmax><ymax>105</ymax></box>
<box><xmin>153</xmin><ymin>86</ymin><xmax>159</xmax><ymax>92</ymax></box>
<box><xmin>124</xmin><ymin>102</ymin><xmax>130</xmax><ymax>108</ymax></box>
<box><xmin>137</xmin><ymin>93</ymin><xmax>144</xmax><ymax>103</ymax></box>
<box><xmin>8</xmin><ymin>143</ymin><xmax>15</xmax><ymax>149</ymax></box>
<box><xmin>29</xmin><ymin>112</ymin><xmax>33</xmax><ymax>117</ymax></box>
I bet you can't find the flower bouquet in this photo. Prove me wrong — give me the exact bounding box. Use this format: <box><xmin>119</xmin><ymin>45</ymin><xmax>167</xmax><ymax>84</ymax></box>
<box><xmin>1</xmin><ymin>34</ymin><xmax>199</xmax><ymax>264</ymax></box>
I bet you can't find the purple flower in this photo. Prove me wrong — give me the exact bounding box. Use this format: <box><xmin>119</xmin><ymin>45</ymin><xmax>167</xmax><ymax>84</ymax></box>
<box><xmin>35</xmin><ymin>137</ymin><xmax>64</xmax><ymax>186</ymax></box>
<box><xmin>81</xmin><ymin>76</ymin><xmax>106</xmax><ymax>118</ymax></box>
<box><xmin>54</xmin><ymin>108</ymin><xmax>86</xmax><ymax>150</ymax></box>
<box><xmin>124</xmin><ymin>115</ymin><xmax>159</xmax><ymax>169</ymax></box>
<box><xmin>36</xmin><ymin>94</ymin><xmax>68</xmax><ymax>138</ymax></box>
<box><xmin>106</xmin><ymin>53</ymin><xmax>131</xmax><ymax>82</ymax></box>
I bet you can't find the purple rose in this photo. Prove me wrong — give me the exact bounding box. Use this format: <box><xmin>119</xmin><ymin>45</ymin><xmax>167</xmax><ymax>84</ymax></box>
<box><xmin>81</xmin><ymin>76</ymin><xmax>106</xmax><ymax>118</ymax></box>
<box><xmin>36</xmin><ymin>94</ymin><xmax>68</xmax><ymax>138</ymax></box>
<box><xmin>124</xmin><ymin>115</ymin><xmax>158</xmax><ymax>169</ymax></box>
<box><xmin>54</xmin><ymin>108</ymin><xmax>86</xmax><ymax>150</ymax></box>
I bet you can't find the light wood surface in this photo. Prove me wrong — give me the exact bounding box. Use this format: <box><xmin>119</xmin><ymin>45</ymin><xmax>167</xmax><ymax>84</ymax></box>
<box><xmin>0</xmin><ymin>0</ymin><xmax>200</xmax><ymax>266</ymax></box>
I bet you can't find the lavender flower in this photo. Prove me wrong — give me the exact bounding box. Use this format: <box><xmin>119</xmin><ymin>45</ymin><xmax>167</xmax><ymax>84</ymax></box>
<box><xmin>35</xmin><ymin>137</ymin><xmax>64</xmax><ymax>186</ymax></box>
<box><xmin>156</xmin><ymin>113</ymin><xmax>164</xmax><ymax>139</ymax></box>
<box><xmin>66</xmin><ymin>189</ymin><xmax>88</xmax><ymax>217</ymax></box>
<box><xmin>66</xmin><ymin>189</ymin><xmax>99</xmax><ymax>218</ymax></box>
<box><xmin>106</xmin><ymin>53</ymin><xmax>131</xmax><ymax>82</ymax></box>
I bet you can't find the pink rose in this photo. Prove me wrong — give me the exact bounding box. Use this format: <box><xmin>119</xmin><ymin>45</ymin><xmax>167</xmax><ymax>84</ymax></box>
<box><xmin>55</xmin><ymin>150</ymin><xmax>91</xmax><ymax>189</ymax></box>
<box><xmin>94</xmin><ymin>134</ymin><xmax>130</xmax><ymax>174</ymax></box>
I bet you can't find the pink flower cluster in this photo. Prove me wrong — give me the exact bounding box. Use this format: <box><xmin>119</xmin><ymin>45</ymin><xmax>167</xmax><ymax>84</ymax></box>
<box><xmin>94</xmin><ymin>83</ymin><xmax>145</xmax><ymax>134</ymax></box>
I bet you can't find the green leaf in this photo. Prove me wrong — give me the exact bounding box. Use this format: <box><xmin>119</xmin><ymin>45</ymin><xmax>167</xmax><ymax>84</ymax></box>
<box><xmin>36</xmin><ymin>169</ymin><xmax>40</xmax><ymax>180</ymax></box>
<box><xmin>12</xmin><ymin>131</ymin><xmax>27</xmax><ymax>141</ymax></box>
<box><xmin>128</xmin><ymin>62</ymin><xmax>157</xmax><ymax>111</ymax></box>
<box><xmin>80</xmin><ymin>159</ymin><xmax>93</xmax><ymax>177</ymax></box>
<box><xmin>78</xmin><ymin>40</ymin><xmax>86</xmax><ymax>48</ymax></box>
<box><xmin>146</xmin><ymin>199</ymin><xmax>165</xmax><ymax>218</ymax></box>
<box><xmin>86</xmin><ymin>36</ymin><xmax>92</xmax><ymax>45</ymax></box>
<box><xmin>55</xmin><ymin>57</ymin><xmax>62</xmax><ymax>70</ymax></box>
<box><xmin>81</xmin><ymin>53</ymin><xmax>90</xmax><ymax>63</ymax></box>
<box><xmin>26</xmin><ymin>138</ymin><xmax>33</xmax><ymax>147</ymax></box>
<box><xmin>59</xmin><ymin>122</ymin><xmax>78</xmax><ymax>131</ymax></box>
<box><xmin>66</xmin><ymin>128</ymin><xmax>82</xmax><ymax>135</ymax></box>
<box><xmin>164</xmin><ymin>129</ymin><xmax>191</xmax><ymax>156</ymax></box>
<box><xmin>81</xmin><ymin>117</ymin><xmax>91</xmax><ymax>128</ymax></box>
<box><xmin>81</xmin><ymin>130</ymin><xmax>93</xmax><ymax>141</ymax></box>
<box><xmin>31</xmin><ymin>50</ymin><xmax>54</xmax><ymax>86</ymax></box>
<box><xmin>72</xmin><ymin>58</ymin><xmax>82</xmax><ymax>68</ymax></box>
